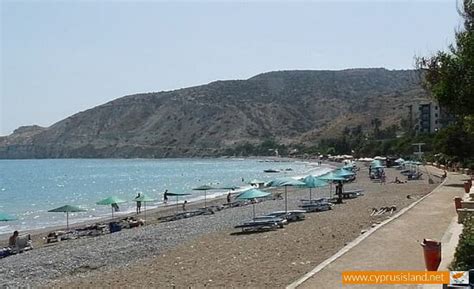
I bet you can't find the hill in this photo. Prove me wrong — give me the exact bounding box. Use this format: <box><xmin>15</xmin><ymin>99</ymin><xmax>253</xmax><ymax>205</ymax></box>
<box><xmin>0</xmin><ymin>68</ymin><xmax>428</xmax><ymax>158</ymax></box>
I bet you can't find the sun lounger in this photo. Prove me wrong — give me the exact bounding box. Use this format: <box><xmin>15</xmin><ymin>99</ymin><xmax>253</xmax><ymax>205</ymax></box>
<box><xmin>253</xmin><ymin>216</ymin><xmax>287</xmax><ymax>228</ymax></box>
<box><xmin>299</xmin><ymin>202</ymin><xmax>333</xmax><ymax>212</ymax></box>
<box><xmin>300</xmin><ymin>197</ymin><xmax>330</xmax><ymax>203</ymax></box>
<box><xmin>159</xmin><ymin>209</ymin><xmax>209</xmax><ymax>222</ymax></box>
<box><xmin>45</xmin><ymin>230</ymin><xmax>76</xmax><ymax>243</ymax></box>
<box><xmin>0</xmin><ymin>247</ymin><xmax>12</xmax><ymax>259</ymax></box>
<box><xmin>407</xmin><ymin>172</ymin><xmax>423</xmax><ymax>180</ymax></box>
<box><xmin>342</xmin><ymin>189</ymin><xmax>364</xmax><ymax>199</ymax></box>
<box><xmin>234</xmin><ymin>219</ymin><xmax>279</xmax><ymax>232</ymax></box>
<box><xmin>109</xmin><ymin>222</ymin><xmax>122</xmax><ymax>233</ymax></box>
<box><xmin>265</xmin><ymin>210</ymin><xmax>306</xmax><ymax>222</ymax></box>
<box><xmin>118</xmin><ymin>217</ymin><xmax>144</xmax><ymax>229</ymax></box>
<box><xmin>223</xmin><ymin>200</ymin><xmax>247</xmax><ymax>208</ymax></box>
<box><xmin>400</xmin><ymin>170</ymin><xmax>411</xmax><ymax>175</ymax></box>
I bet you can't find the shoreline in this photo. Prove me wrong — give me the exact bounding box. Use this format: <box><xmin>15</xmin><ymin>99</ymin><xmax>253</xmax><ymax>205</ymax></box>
<box><xmin>0</xmin><ymin>157</ymin><xmax>332</xmax><ymax>238</ymax></box>
<box><xmin>0</xmin><ymin>160</ymin><xmax>335</xmax><ymax>243</ymax></box>
<box><xmin>0</xmin><ymin>164</ymin><xmax>440</xmax><ymax>287</ymax></box>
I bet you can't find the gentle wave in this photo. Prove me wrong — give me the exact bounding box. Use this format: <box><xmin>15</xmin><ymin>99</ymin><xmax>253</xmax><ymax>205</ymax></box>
<box><xmin>0</xmin><ymin>158</ymin><xmax>331</xmax><ymax>233</ymax></box>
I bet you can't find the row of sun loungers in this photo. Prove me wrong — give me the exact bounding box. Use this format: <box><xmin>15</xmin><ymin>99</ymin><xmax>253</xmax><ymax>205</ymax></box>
<box><xmin>159</xmin><ymin>209</ymin><xmax>212</xmax><ymax>222</ymax></box>
<box><xmin>45</xmin><ymin>217</ymin><xmax>144</xmax><ymax>243</ymax></box>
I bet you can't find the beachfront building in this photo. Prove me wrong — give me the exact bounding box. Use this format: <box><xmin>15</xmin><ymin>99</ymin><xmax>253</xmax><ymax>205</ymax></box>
<box><xmin>406</xmin><ymin>101</ymin><xmax>454</xmax><ymax>134</ymax></box>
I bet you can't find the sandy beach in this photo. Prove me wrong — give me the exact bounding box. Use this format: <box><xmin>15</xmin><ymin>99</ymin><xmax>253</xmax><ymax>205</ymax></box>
<box><xmin>0</xmin><ymin>164</ymin><xmax>440</xmax><ymax>288</ymax></box>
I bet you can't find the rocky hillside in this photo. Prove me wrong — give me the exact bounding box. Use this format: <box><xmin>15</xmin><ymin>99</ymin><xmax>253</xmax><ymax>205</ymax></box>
<box><xmin>0</xmin><ymin>68</ymin><xmax>428</xmax><ymax>158</ymax></box>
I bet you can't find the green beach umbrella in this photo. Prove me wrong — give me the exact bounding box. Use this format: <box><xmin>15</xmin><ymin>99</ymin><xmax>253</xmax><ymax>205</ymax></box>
<box><xmin>318</xmin><ymin>172</ymin><xmax>346</xmax><ymax>198</ymax></box>
<box><xmin>318</xmin><ymin>172</ymin><xmax>346</xmax><ymax>181</ymax></box>
<box><xmin>193</xmin><ymin>185</ymin><xmax>217</xmax><ymax>208</ymax></box>
<box><xmin>371</xmin><ymin>160</ymin><xmax>383</xmax><ymax>168</ymax></box>
<box><xmin>335</xmin><ymin>168</ymin><xmax>356</xmax><ymax>178</ymax></box>
<box><xmin>300</xmin><ymin>175</ymin><xmax>328</xmax><ymax>201</ymax></box>
<box><xmin>48</xmin><ymin>205</ymin><xmax>86</xmax><ymax>230</ymax></box>
<box><xmin>166</xmin><ymin>192</ymin><xmax>192</xmax><ymax>212</ymax></box>
<box><xmin>342</xmin><ymin>164</ymin><xmax>355</xmax><ymax>170</ymax></box>
<box><xmin>133</xmin><ymin>193</ymin><xmax>156</xmax><ymax>223</ymax></box>
<box><xmin>0</xmin><ymin>212</ymin><xmax>17</xmax><ymax>222</ymax></box>
<box><xmin>96</xmin><ymin>196</ymin><xmax>127</xmax><ymax>218</ymax></box>
<box><xmin>269</xmin><ymin>178</ymin><xmax>306</xmax><ymax>213</ymax></box>
<box><xmin>237</xmin><ymin>188</ymin><xmax>271</xmax><ymax>218</ymax></box>
<box><xmin>266</xmin><ymin>177</ymin><xmax>297</xmax><ymax>187</ymax></box>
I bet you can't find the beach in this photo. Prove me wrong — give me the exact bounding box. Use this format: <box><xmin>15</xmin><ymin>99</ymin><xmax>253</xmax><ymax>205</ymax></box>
<box><xmin>0</xmin><ymin>164</ymin><xmax>440</xmax><ymax>287</ymax></box>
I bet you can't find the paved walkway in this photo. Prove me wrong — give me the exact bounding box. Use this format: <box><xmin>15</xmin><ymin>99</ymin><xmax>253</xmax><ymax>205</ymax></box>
<box><xmin>291</xmin><ymin>167</ymin><xmax>467</xmax><ymax>289</ymax></box>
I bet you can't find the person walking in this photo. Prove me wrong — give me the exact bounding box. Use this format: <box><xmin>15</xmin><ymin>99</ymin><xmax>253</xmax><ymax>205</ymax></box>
<box><xmin>136</xmin><ymin>192</ymin><xmax>142</xmax><ymax>214</ymax></box>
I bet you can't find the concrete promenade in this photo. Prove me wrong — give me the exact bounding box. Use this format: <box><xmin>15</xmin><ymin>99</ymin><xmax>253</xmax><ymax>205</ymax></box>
<box><xmin>291</xmin><ymin>167</ymin><xmax>467</xmax><ymax>289</ymax></box>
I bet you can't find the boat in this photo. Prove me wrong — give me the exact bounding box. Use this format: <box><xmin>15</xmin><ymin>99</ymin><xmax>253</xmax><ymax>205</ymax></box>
<box><xmin>264</xmin><ymin>169</ymin><xmax>280</xmax><ymax>173</ymax></box>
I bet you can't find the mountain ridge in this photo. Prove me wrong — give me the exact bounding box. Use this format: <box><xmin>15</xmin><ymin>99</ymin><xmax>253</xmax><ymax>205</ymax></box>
<box><xmin>0</xmin><ymin>68</ymin><xmax>428</xmax><ymax>159</ymax></box>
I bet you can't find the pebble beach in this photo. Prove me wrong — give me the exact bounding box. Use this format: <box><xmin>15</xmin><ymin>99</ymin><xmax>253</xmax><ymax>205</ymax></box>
<box><xmin>0</xmin><ymin>165</ymin><xmax>440</xmax><ymax>288</ymax></box>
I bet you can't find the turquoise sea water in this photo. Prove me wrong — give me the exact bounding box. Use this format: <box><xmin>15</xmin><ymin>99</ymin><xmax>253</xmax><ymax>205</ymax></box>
<box><xmin>0</xmin><ymin>158</ymin><xmax>331</xmax><ymax>234</ymax></box>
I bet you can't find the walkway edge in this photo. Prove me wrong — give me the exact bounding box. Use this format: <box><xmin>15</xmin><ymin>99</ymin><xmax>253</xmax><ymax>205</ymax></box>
<box><xmin>287</xmin><ymin>173</ymin><xmax>448</xmax><ymax>289</ymax></box>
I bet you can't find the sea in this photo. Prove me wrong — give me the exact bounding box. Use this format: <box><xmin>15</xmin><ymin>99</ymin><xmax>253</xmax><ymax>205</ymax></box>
<box><xmin>0</xmin><ymin>158</ymin><xmax>333</xmax><ymax>234</ymax></box>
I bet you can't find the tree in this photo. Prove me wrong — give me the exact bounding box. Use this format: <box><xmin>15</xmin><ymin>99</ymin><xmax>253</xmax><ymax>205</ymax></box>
<box><xmin>417</xmin><ymin>0</ymin><xmax>473</xmax><ymax>122</ymax></box>
<box><xmin>370</xmin><ymin>118</ymin><xmax>382</xmax><ymax>138</ymax></box>
<box><xmin>417</xmin><ymin>0</ymin><xmax>474</xmax><ymax>162</ymax></box>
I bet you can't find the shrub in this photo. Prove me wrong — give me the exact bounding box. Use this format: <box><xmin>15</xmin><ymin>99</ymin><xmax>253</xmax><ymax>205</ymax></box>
<box><xmin>450</xmin><ymin>216</ymin><xmax>474</xmax><ymax>270</ymax></box>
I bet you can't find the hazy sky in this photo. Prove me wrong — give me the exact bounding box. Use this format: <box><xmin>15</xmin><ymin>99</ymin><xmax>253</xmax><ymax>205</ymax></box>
<box><xmin>0</xmin><ymin>0</ymin><xmax>461</xmax><ymax>135</ymax></box>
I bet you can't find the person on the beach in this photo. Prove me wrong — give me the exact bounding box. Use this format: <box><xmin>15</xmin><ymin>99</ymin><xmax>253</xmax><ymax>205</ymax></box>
<box><xmin>182</xmin><ymin>200</ymin><xmax>187</xmax><ymax>211</ymax></box>
<box><xmin>381</xmin><ymin>171</ymin><xmax>386</xmax><ymax>185</ymax></box>
<box><xmin>112</xmin><ymin>203</ymin><xmax>119</xmax><ymax>212</ymax></box>
<box><xmin>227</xmin><ymin>192</ymin><xmax>231</xmax><ymax>204</ymax></box>
<box><xmin>163</xmin><ymin>189</ymin><xmax>169</xmax><ymax>204</ymax></box>
<box><xmin>136</xmin><ymin>193</ymin><xmax>142</xmax><ymax>214</ymax></box>
<box><xmin>393</xmin><ymin>177</ymin><xmax>403</xmax><ymax>184</ymax></box>
<box><xmin>442</xmin><ymin>170</ymin><xmax>447</xmax><ymax>179</ymax></box>
<box><xmin>8</xmin><ymin>231</ymin><xmax>18</xmax><ymax>247</ymax></box>
<box><xmin>336</xmin><ymin>181</ymin><xmax>343</xmax><ymax>204</ymax></box>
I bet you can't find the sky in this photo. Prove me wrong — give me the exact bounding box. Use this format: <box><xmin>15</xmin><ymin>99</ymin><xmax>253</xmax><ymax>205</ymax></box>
<box><xmin>0</xmin><ymin>0</ymin><xmax>462</xmax><ymax>136</ymax></box>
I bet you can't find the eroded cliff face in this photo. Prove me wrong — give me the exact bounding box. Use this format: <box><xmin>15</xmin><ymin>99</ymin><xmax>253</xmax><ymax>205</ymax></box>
<box><xmin>0</xmin><ymin>68</ymin><xmax>427</xmax><ymax>158</ymax></box>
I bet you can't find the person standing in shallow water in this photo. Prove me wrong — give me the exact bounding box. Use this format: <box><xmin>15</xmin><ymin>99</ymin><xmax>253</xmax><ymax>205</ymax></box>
<box><xmin>163</xmin><ymin>189</ymin><xmax>169</xmax><ymax>204</ymax></box>
<box><xmin>136</xmin><ymin>192</ymin><xmax>142</xmax><ymax>214</ymax></box>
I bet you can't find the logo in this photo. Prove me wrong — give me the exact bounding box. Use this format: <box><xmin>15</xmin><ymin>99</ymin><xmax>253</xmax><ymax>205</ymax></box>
<box><xmin>450</xmin><ymin>271</ymin><xmax>469</xmax><ymax>285</ymax></box>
